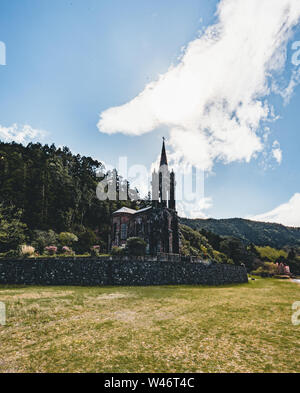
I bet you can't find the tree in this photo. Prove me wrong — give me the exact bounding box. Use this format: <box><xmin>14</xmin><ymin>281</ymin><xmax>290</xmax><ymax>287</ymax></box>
<box><xmin>126</xmin><ymin>237</ymin><xmax>147</xmax><ymax>256</ymax></box>
<box><xmin>0</xmin><ymin>204</ymin><xmax>27</xmax><ymax>253</ymax></box>
<box><xmin>219</xmin><ymin>237</ymin><xmax>252</xmax><ymax>268</ymax></box>
<box><xmin>288</xmin><ymin>248</ymin><xmax>296</xmax><ymax>260</ymax></box>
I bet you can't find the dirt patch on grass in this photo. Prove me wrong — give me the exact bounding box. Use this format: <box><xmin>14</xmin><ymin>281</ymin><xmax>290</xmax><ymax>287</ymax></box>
<box><xmin>113</xmin><ymin>310</ymin><xmax>137</xmax><ymax>322</ymax></box>
<box><xmin>0</xmin><ymin>290</ymin><xmax>73</xmax><ymax>300</ymax></box>
<box><xmin>97</xmin><ymin>292</ymin><xmax>133</xmax><ymax>301</ymax></box>
<box><xmin>153</xmin><ymin>311</ymin><xmax>174</xmax><ymax>321</ymax></box>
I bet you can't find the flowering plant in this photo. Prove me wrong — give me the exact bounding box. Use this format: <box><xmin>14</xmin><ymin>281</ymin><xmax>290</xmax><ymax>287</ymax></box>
<box><xmin>62</xmin><ymin>246</ymin><xmax>74</xmax><ymax>256</ymax></box>
<box><xmin>45</xmin><ymin>246</ymin><xmax>57</xmax><ymax>255</ymax></box>
<box><xmin>90</xmin><ymin>245</ymin><xmax>100</xmax><ymax>256</ymax></box>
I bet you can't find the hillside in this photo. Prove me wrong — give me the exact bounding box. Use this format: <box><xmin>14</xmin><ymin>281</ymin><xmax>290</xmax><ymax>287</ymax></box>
<box><xmin>180</xmin><ymin>217</ymin><xmax>300</xmax><ymax>248</ymax></box>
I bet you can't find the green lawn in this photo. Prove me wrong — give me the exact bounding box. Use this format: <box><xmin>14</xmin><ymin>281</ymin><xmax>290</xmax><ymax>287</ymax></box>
<box><xmin>0</xmin><ymin>279</ymin><xmax>299</xmax><ymax>373</ymax></box>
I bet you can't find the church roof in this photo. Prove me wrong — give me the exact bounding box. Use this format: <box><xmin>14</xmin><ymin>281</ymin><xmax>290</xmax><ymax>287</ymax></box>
<box><xmin>112</xmin><ymin>206</ymin><xmax>152</xmax><ymax>215</ymax></box>
<box><xmin>134</xmin><ymin>206</ymin><xmax>152</xmax><ymax>214</ymax></box>
<box><xmin>112</xmin><ymin>207</ymin><xmax>137</xmax><ymax>215</ymax></box>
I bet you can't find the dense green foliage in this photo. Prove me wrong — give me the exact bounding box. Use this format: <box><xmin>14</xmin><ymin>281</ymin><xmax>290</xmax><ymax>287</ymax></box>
<box><xmin>126</xmin><ymin>237</ymin><xmax>147</xmax><ymax>256</ymax></box>
<box><xmin>255</xmin><ymin>246</ymin><xmax>288</xmax><ymax>261</ymax></box>
<box><xmin>251</xmin><ymin>262</ymin><xmax>279</xmax><ymax>277</ymax></box>
<box><xmin>181</xmin><ymin>217</ymin><xmax>300</xmax><ymax>248</ymax></box>
<box><xmin>0</xmin><ymin>141</ymin><xmax>139</xmax><ymax>253</ymax></box>
<box><xmin>180</xmin><ymin>225</ymin><xmax>232</xmax><ymax>264</ymax></box>
<box><xmin>180</xmin><ymin>224</ymin><xmax>300</xmax><ymax>274</ymax></box>
<box><xmin>0</xmin><ymin>204</ymin><xmax>27</xmax><ymax>253</ymax></box>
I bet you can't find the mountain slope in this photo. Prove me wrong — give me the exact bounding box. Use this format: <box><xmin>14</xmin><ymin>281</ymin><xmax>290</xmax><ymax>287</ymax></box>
<box><xmin>180</xmin><ymin>217</ymin><xmax>300</xmax><ymax>248</ymax></box>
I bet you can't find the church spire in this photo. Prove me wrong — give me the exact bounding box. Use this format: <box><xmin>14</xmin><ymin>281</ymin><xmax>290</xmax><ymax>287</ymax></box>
<box><xmin>160</xmin><ymin>137</ymin><xmax>168</xmax><ymax>167</ymax></box>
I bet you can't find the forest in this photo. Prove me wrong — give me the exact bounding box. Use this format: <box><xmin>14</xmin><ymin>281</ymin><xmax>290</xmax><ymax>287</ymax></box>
<box><xmin>0</xmin><ymin>141</ymin><xmax>139</xmax><ymax>254</ymax></box>
<box><xmin>181</xmin><ymin>217</ymin><xmax>300</xmax><ymax>248</ymax></box>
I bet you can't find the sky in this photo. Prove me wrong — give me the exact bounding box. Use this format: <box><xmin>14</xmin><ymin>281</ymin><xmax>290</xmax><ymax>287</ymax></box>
<box><xmin>1</xmin><ymin>0</ymin><xmax>300</xmax><ymax>225</ymax></box>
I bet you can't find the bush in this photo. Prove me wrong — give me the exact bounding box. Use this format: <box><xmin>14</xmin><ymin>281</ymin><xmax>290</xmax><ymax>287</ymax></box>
<box><xmin>20</xmin><ymin>245</ymin><xmax>35</xmax><ymax>258</ymax></box>
<box><xmin>212</xmin><ymin>250</ymin><xmax>229</xmax><ymax>264</ymax></box>
<box><xmin>58</xmin><ymin>232</ymin><xmax>78</xmax><ymax>247</ymax></box>
<box><xmin>76</xmin><ymin>229</ymin><xmax>98</xmax><ymax>254</ymax></box>
<box><xmin>5</xmin><ymin>249</ymin><xmax>19</xmax><ymax>258</ymax></box>
<box><xmin>32</xmin><ymin>230</ymin><xmax>57</xmax><ymax>254</ymax></box>
<box><xmin>90</xmin><ymin>245</ymin><xmax>101</xmax><ymax>257</ymax></box>
<box><xmin>252</xmin><ymin>262</ymin><xmax>278</xmax><ymax>277</ymax></box>
<box><xmin>111</xmin><ymin>246</ymin><xmax>125</xmax><ymax>257</ymax></box>
<box><xmin>126</xmin><ymin>237</ymin><xmax>147</xmax><ymax>256</ymax></box>
<box><xmin>62</xmin><ymin>246</ymin><xmax>75</xmax><ymax>256</ymax></box>
<box><xmin>45</xmin><ymin>246</ymin><xmax>57</xmax><ymax>256</ymax></box>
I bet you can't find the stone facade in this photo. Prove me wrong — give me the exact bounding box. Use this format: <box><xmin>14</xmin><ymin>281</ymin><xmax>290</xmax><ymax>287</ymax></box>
<box><xmin>111</xmin><ymin>140</ymin><xmax>179</xmax><ymax>254</ymax></box>
<box><xmin>0</xmin><ymin>258</ymin><xmax>248</xmax><ymax>286</ymax></box>
<box><xmin>111</xmin><ymin>206</ymin><xmax>179</xmax><ymax>254</ymax></box>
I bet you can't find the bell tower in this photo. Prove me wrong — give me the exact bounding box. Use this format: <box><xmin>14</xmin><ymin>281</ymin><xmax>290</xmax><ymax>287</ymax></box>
<box><xmin>152</xmin><ymin>138</ymin><xmax>176</xmax><ymax>211</ymax></box>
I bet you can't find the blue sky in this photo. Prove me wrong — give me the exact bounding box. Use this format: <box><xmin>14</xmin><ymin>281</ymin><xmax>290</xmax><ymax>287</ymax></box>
<box><xmin>1</xmin><ymin>0</ymin><xmax>300</xmax><ymax>224</ymax></box>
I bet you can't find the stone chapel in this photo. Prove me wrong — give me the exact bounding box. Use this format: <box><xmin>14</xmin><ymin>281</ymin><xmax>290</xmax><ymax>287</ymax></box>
<box><xmin>111</xmin><ymin>140</ymin><xmax>180</xmax><ymax>255</ymax></box>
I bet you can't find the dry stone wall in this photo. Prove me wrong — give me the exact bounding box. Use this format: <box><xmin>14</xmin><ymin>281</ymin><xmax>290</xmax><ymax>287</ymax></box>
<box><xmin>0</xmin><ymin>258</ymin><xmax>248</xmax><ymax>286</ymax></box>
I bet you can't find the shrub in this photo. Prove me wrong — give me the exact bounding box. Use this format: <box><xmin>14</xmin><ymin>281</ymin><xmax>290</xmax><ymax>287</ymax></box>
<box><xmin>111</xmin><ymin>246</ymin><xmax>124</xmax><ymax>257</ymax></box>
<box><xmin>76</xmin><ymin>229</ymin><xmax>98</xmax><ymax>254</ymax></box>
<box><xmin>252</xmin><ymin>262</ymin><xmax>278</xmax><ymax>277</ymax></box>
<box><xmin>5</xmin><ymin>249</ymin><xmax>19</xmax><ymax>258</ymax></box>
<box><xmin>212</xmin><ymin>250</ymin><xmax>229</xmax><ymax>264</ymax></box>
<box><xmin>45</xmin><ymin>246</ymin><xmax>57</xmax><ymax>256</ymax></box>
<box><xmin>58</xmin><ymin>232</ymin><xmax>78</xmax><ymax>247</ymax></box>
<box><xmin>62</xmin><ymin>246</ymin><xmax>75</xmax><ymax>256</ymax></box>
<box><xmin>276</xmin><ymin>262</ymin><xmax>291</xmax><ymax>276</ymax></box>
<box><xmin>126</xmin><ymin>237</ymin><xmax>147</xmax><ymax>256</ymax></box>
<box><xmin>32</xmin><ymin>230</ymin><xmax>57</xmax><ymax>254</ymax></box>
<box><xmin>20</xmin><ymin>245</ymin><xmax>35</xmax><ymax>258</ymax></box>
<box><xmin>90</xmin><ymin>245</ymin><xmax>101</xmax><ymax>257</ymax></box>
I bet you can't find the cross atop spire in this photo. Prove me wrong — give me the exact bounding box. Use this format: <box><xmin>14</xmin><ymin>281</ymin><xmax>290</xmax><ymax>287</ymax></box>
<box><xmin>160</xmin><ymin>137</ymin><xmax>168</xmax><ymax>167</ymax></box>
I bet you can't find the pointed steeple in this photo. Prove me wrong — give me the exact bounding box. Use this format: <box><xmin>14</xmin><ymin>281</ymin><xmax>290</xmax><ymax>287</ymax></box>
<box><xmin>160</xmin><ymin>137</ymin><xmax>168</xmax><ymax>167</ymax></box>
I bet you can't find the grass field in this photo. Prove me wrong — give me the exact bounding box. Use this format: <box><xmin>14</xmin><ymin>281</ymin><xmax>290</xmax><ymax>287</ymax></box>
<box><xmin>0</xmin><ymin>279</ymin><xmax>299</xmax><ymax>373</ymax></box>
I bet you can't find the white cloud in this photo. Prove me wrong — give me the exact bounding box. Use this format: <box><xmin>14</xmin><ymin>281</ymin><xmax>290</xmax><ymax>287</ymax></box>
<box><xmin>248</xmin><ymin>193</ymin><xmax>300</xmax><ymax>227</ymax></box>
<box><xmin>0</xmin><ymin>124</ymin><xmax>46</xmax><ymax>144</ymax></box>
<box><xmin>272</xmin><ymin>140</ymin><xmax>283</xmax><ymax>164</ymax></box>
<box><xmin>98</xmin><ymin>0</ymin><xmax>300</xmax><ymax>172</ymax></box>
<box><xmin>177</xmin><ymin>197</ymin><xmax>213</xmax><ymax>219</ymax></box>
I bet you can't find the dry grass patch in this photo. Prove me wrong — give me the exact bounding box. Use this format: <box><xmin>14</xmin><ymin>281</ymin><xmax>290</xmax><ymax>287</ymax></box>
<box><xmin>0</xmin><ymin>280</ymin><xmax>299</xmax><ymax>372</ymax></box>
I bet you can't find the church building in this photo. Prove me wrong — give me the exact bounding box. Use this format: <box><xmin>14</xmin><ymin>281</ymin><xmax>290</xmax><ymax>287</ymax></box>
<box><xmin>111</xmin><ymin>140</ymin><xmax>180</xmax><ymax>255</ymax></box>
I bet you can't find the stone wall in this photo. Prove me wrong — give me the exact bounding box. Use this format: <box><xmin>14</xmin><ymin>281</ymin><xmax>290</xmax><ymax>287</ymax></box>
<box><xmin>0</xmin><ymin>258</ymin><xmax>248</xmax><ymax>286</ymax></box>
